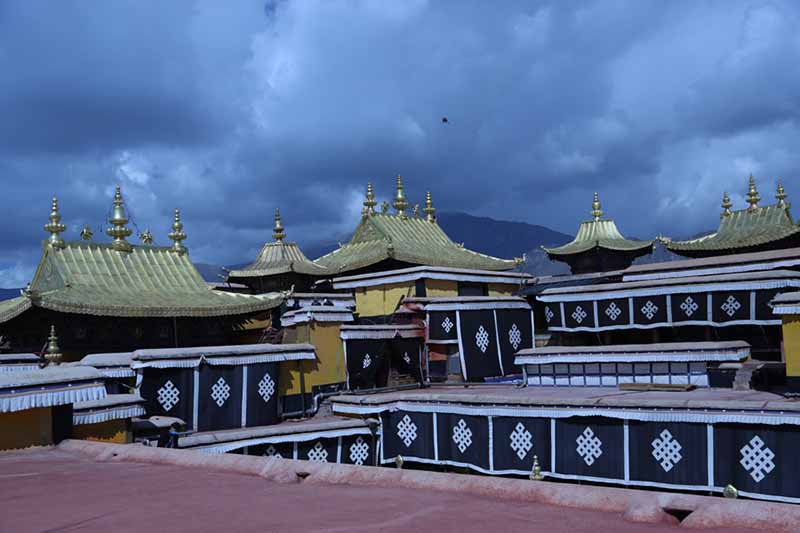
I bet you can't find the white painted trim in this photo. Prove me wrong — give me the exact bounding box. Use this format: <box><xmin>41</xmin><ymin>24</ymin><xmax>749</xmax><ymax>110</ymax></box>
<box><xmin>488</xmin><ymin>416</ymin><xmax>494</xmax><ymax>472</ymax></box>
<box><xmin>548</xmin><ymin>318</ymin><xmax>781</xmax><ymax>333</ymax></box>
<box><xmin>456</xmin><ymin>311</ymin><xmax>467</xmax><ymax>381</ymax></box>
<box><xmin>333</xmin><ymin>271</ymin><xmax>529</xmax><ymax>290</ymax></box>
<box><xmin>493</xmin><ymin>310</ymin><xmax>504</xmax><ymax>376</ymax></box>
<box><xmin>188</xmin><ymin>427</ymin><xmax>373</xmax><ymax>454</ymax></box>
<box><xmin>623</xmin><ymin>258</ymin><xmax>800</xmax><ymax>282</ymax></box>
<box><xmin>433</xmin><ymin>412</ymin><xmax>439</xmax><ymax>461</ymax></box>
<box><xmin>773</xmin><ymin>304</ymin><xmax>800</xmax><ymax>315</ymax></box>
<box><xmin>516</xmin><ymin>348</ymin><xmax>748</xmax><ymax>365</ymax></box>
<box><xmin>550</xmin><ymin>418</ymin><xmax>556</xmax><ymax>473</ymax></box>
<box><xmin>192</xmin><ymin>367</ymin><xmax>199</xmax><ymax>432</ymax></box>
<box><xmin>339</xmin><ymin>329</ymin><xmax>424</xmax><ymax>340</ymax></box>
<box><xmin>132</xmin><ymin>352</ymin><xmax>316</xmax><ymax>369</ymax></box>
<box><xmin>623</xmin><ymin>420</ymin><xmax>630</xmax><ymax>482</ymax></box>
<box><xmin>241</xmin><ymin>366</ymin><xmax>248</xmax><ymax>428</ymax></box>
<box><xmin>425</xmin><ymin>302</ymin><xmax>531</xmax><ymax>312</ymax></box>
<box><xmin>707</xmin><ymin>424</ymin><xmax>714</xmax><ymax>488</ymax></box>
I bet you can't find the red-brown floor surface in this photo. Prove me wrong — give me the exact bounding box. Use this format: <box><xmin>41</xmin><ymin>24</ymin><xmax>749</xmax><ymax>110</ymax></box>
<box><xmin>0</xmin><ymin>448</ymin><xmax>760</xmax><ymax>533</ymax></box>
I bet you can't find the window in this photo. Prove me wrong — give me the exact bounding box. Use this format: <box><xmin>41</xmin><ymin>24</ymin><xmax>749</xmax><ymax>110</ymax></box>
<box><xmin>457</xmin><ymin>282</ymin><xmax>488</xmax><ymax>296</ymax></box>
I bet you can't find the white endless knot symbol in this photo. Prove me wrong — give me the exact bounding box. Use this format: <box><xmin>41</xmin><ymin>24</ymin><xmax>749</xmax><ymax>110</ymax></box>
<box><xmin>509</xmin><ymin>323</ymin><xmax>522</xmax><ymax>350</ymax></box>
<box><xmin>680</xmin><ymin>296</ymin><xmax>699</xmax><ymax>317</ymax></box>
<box><xmin>475</xmin><ymin>325</ymin><xmax>490</xmax><ymax>353</ymax></box>
<box><xmin>350</xmin><ymin>436</ymin><xmax>369</xmax><ymax>465</ymax></box>
<box><xmin>307</xmin><ymin>441</ymin><xmax>329</xmax><ymax>462</ymax></box>
<box><xmin>605</xmin><ymin>302</ymin><xmax>622</xmax><ymax>321</ymax></box>
<box><xmin>157</xmin><ymin>380</ymin><xmax>180</xmax><ymax>412</ymax></box>
<box><xmin>651</xmin><ymin>429</ymin><xmax>683</xmax><ymax>472</ymax></box>
<box><xmin>264</xmin><ymin>445</ymin><xmax>282</xmax><ymax>458</ymax></box>
<box><xmin>509</xmin><ymin>422</ymin><xmax>533</xmax><ymax>460</ymax></box>
<box><xmin>572</xmin><ymin>306</ymin><xmax>588</xmax><ymax>324</ymax></box>
<box><xmin>210</xmin><ymin>377</ymin><xmax>231</xmax><ymax>407</ymax></box>
<box><xmin>544</xmin><ymin>306</ymin><xmax>554</xmax><ymax>323</ymax></box>
<box><xmin>452</xmin><ymin>419</ymin><xmax>473</xmax><ymax>453</ymax></box>
<box><xmin>397</xmin><ymin>415</ymin><xmax>418</xmax><ymax>447</ymax></box>
<box><xmin>641</xmin><ymin>300</ymin><xmax>659</xmax><ymax>320</ymax></box>
<box><xmin>740</xmin><ymin>435</ymin><xmax>775</xmax><ymax>483</ymax></box>
<box><xmin>721</xmin><ymin>295</ymin><xmax>742</xmax><ymax>317</ymax></box>
<box><xmin>442</xmin><ymin>316</ymin><xmax>454</xmax><ymax>333</ymax></box>
<box><xmin>403</xmin><ymin>352</ymin><xmax>412</xmax><ymax>365</ymax></box>
<box><xmin>258</xmin><ymin>372</ymin><xmax>275</xmax><ymax>403</ymax></box>
<box><xmin>362</xmin><ymin>353</ymin><xmax>372</xmax><ymax>369</ymax></box>
<box><xmin>576</xmin><ymin>427</ymin><xmax>603</xmax><ymax>466</ymax></box>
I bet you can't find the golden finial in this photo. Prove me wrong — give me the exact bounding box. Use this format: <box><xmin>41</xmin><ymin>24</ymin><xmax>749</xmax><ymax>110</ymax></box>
<box><xmin>776</xmin><ymin>182</ymin><xmax>789</xmax><ymax>209</ymax></box>
<box><xmin>723</xmin><ymin>484</ymin><xmax>738</xmax><ymax>499</ymax></box>
<box><xmin>273</xmin><ymin>208</ymin><xmax>285</xmax><ymax>242</ymax></box>
<box><xmin>530</xmin><ymin>455</ymin><xmax>544</xmax><ymax>481</ymax></box>
<box><xmin>106</xmin><ymin>186</ymin><xmax>133</xmax><ymax>252</ymax></box>
<box><xmin>44</xmin><ymin>325</ymin><xmax>62</xmax><ymax>366</ymax></box>
<box><xmin>80</xmin><ymin>224</ymin><xmax>93</xmax><ymax>241</ymax></box>
<box><xmin>424</xmin><ymin>191</ymin><xmax>436</xmax><ymax>223</ymax></box>
<box><xmin>395</xmin><ymin>455</ymin><xmax>404</xmax><ymax>469</ymax></box>
<box><xmin>381</xmin><ymin>201</ymin><xmax>389</xmax><ymax>214</ymax></box>
<box><xmin>44</xmin><ymin>196</ymin><xmax>66</xmax><ymax>249</ymax></box>
<box><xmin>363</xmin><ymin>182</ymin><xmax>377</xmax><ymax>216</ymax></box>
<box><xmin>590</xmin><ymin>192</ymin><xmax>603</xmax><ymax>221</ymax></box>
<box><xmin>412</xmin><ymin>204</ymin><xmax>420</xmax><ymax>218</ymax></box>
<box><xmin>746</xmin><ymin>174</ymin><xmax>760</xmax><ymax>211</ymax></box>
<box><xmin>392</xmin><ymin>174</ymin><xmax>409</xmax><ymax>218</ymax></box>
<box><xmin>721</xmin><ymin>192</ymin><xmax>732</xmax><ymax>217</ymax></box>
<box><xmin>168</xmin><ymin>208</ymin><xmax>187</xmax><ymax>254</ymax></box>
<box><xmin>139</xmin><ymin>229</ymin><xmax>154</xmax><ymax>245</ymax></box>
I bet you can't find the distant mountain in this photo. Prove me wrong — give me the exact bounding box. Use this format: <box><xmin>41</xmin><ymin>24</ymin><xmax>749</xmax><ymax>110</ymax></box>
<box><xmin>0</xmin><ymin>288</ymin><xmax>22</xmax><ymax>302</ymax></box>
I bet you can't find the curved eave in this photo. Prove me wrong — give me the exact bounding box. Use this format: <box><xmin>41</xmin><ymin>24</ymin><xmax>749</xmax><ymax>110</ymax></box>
<box><xmin>543</xmin><ymin>239</ymin><xmax>654</xmax><ymax>257</ymax></box>
<box><xmin>665</xmin><ymin>227</ymin><xmax>800</xmax><ymax>252</ymax></box>
<box><xmin>0</xmin><ymin>296</ymin><xmax>32</xmax><ymax>323</ymax></box>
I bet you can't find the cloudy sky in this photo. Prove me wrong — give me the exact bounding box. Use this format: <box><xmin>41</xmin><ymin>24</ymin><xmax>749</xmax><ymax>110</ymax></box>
<box><xmin>1</xmin><ymin>0</ymin><xmax>799</xmax><ymax>287</ymax></box>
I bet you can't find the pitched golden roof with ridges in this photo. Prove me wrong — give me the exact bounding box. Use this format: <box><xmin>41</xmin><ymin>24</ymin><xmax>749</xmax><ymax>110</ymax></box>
<box><xmin>227</xmin><ymin>240</ymin><xmax>332</xmax><ymax>279</ymax></box>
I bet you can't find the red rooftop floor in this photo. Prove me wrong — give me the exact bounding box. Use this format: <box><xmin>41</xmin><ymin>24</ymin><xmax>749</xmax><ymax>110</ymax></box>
<box><xmin>0</xmin><ymin>446</ymin><xmax>765</xmax><ymax>533</ymax></box>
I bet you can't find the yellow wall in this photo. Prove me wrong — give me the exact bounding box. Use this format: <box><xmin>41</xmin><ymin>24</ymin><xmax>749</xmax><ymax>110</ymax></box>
<box><xmin>488</xmin><ymin>283</ymin><xmax>517</xmax><ymax>296</ymax></box>
<box><xmin>0</xmin><ymin>407</ymin><xmax>52</xmax><ymax>450</ymax></box>
<box><xmin>280</xmin><ymin>322</ymin><xmax>347</xmax><ymax>396</ymax></box>
<box><xmin>355</xmin><ymin>281</ymin><xmax>415</xmax><ymax>317</ymax></box>
<box><xmin>72</xmin><ymin>419</ymin><xmax>131</xmax><ymax>444</ymax></box>
<box><xmin>783</xmin><ymin>316</ymin><xmax>800</xmax><ymax>377</ymax></box>
<box><xmin>425</xmin><ymin>279</ymin><xmax>458</xmax><ymax>297</ymax></box>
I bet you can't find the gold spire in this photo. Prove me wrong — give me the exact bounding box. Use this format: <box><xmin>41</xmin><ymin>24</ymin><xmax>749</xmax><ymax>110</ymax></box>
<box><xmin>44</xmin><ymin>196</ymin><xmax>66</xmax><ymax>249</ymax></box>
<box><xmin>80</xmin><ymin>224</ymin><xmax>94</xmax><ymax>241</ymax></box>
<box><xmin>106</xmin><ymin>186</ymin><xmax>133</xmax><ymax>252</ymax></box>
<box><xmin>273</xmin><ymin>208</ymin><xmax>285</xmax><ymax>242</ymax></box>
<box><xmin>44</xmin><ymin>325</ymin><xmax>62</xmax><ymax>366</ymax></box>
<box><xmin>363</xmin><ymin>182</ymin><xmax>377</xmax><ymax>216</ymax></box>
<box><xmin>139</xmin><ymin>229</ymin><xmax>154</xmax><ymax>245</ymax></box>
<box><xmin>392</xmin><ymin>174</ymin><xmax>409</xmax><ymax>218</ymax></box>
<box><xmin>776</xmin><ymin>182</ymin><xmax>789</xmax><ymax>209</ymax></box>
<box><xmin>746</xmin><ymin>174</ymin><xmax>760</xmax><ymax>211</ymax></box>
<box><xmin>424</xmin><ymin>191</ymin><xmax>436</xmax><ymax>222</ymax></box>
<box><xmin>412</xmin><ymin>204</ymin><xmax>420</xmax><ymax>218</ymax></box>
<box><xmin>721</xmin><ymin>191</ymin><xmax>732</xmax><ymax>217</ymax></box>
<box><xmin>590</xmin><ymin>192</ymin><xmax>603</xmax><ymax>221</ymax></box>
<box><xmin>168</xmin><ymin>208</ymin><xmax>187</xmax><ymax>254</ymax></box>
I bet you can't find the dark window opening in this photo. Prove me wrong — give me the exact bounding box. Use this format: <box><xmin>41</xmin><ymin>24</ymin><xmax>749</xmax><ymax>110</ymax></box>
<box><xmin>457</xmin><ymin>282</ymin><xmax>488</xmax><ymax>297</ymax></box>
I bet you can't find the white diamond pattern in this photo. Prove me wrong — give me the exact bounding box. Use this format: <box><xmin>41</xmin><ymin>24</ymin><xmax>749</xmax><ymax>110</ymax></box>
<box><xmin>509</xmin><ymin>422</ymin><xmax>533</xmax><ymax>460</ymax></box>
<box><xmin>442</xmin><ymin>316</ymin><xmax>454</xmax><ymax>333</ymax></box>
<box><xmin>362</xmin><ymin>353</ymin><xmax>372</xmax><ymax>368</ymax></box>
<box><xmin>452</xmin><ymin>419</ymin><xmax>473</xmax><ymax>453</ymax></box>
<box><xmin>605</xmin><ymin>302</ymin><xmax>622</xmax><ymax>321</ymax></box>
<box><xmin>641</xmin><ymin>300</ymin><xmax>659</xmax><ymax>320</ymax></box>
<box><xmin>576</xmin><ymin>427</ymin><xmax>603</xmax><ymax>466</ymax></box>
<box><xmin>544</xmin><ymin>306</ymin><xmax>554</xmax><ymax>323</ymax></box>
<box><xmin>680</xmin><ymin>296</ymin><xmax>699</xmax><ymax>317</ymax></box>
<box><xmin>572</xmin><ymin>306</ymin><xmax>588</xmax><ymax>324</ymax></box>
<box><xmin>210</xmin><ymin>377</ymin><xmax>231</xmax><ymax>407</ymax></box>
<box><xmin>307</xmin><ymin>441</ymin><xmax>329</xmax><ymax>462</ymax></box>
<box><xmin>264</xmin><ymin>445</ymin><xmax>282</xmax><ymax>458</ymax></box>
<box><xmin>397</xmin><ymin>415</ymin><xmax>418</xmax><ymax>447</ymax></box>
<box><xmin>258</xmin><ymin>372</ymin><xmax>275</xmax><ymax>403</ymax></box>
<box><xmin>157</xmin><ymin>380</ymin><xmax>180</xmax><ymax>412</ymax></box>
<box><xmin>508</xmin><ymin>323</ymin><xmax>522</xmax><ymax>350</ymax></box>
<box><xmin>651</xmin><ymin>429</ymin><xmax>683</xmax><ymax>472</ymax></box>
<box><xmin>349</xmin><ymin>436</ymin><xmax>369</xmax><ymax>465</ymax></box>
<box><xmin>475</xmin><ymin>325</ymin><xmax>490</xmax><ymax>353</ymax></box>
<box><xmin>721</xmin><ymin>295</ymin><xmax>742</xmax><ymax>317</ymax></box>
<box><xmin>740</xmin><ymin>436</ymin><xmax>775</xmax><ymax>483</ymax></box>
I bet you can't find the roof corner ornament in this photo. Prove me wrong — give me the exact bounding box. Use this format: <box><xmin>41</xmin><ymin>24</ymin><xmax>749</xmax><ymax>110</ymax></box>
<box><xmin>79</xmin><ymin>224</ymin><xmax>94</xmax><ymax>241</ymax></box>
<box><xmin>44</xmin><ymin>196</ymin><xmax>66</xmax><ymax>249</ymax></box>
<box><xmin>721</xmin><ymin>191</ymin><xmax>732</xmax><ymax>218</ymax></box>
<box><xmin>362</xmin><ymin>182</ymin><xmax>377</xmax><ymax>217</ymax></box>
<box><xmin>590</xmin><ymin>192</ymin><xmax>603</xmax><ymax>221</ymax></box>
<box><xmin>424</xmin><ymin>191</ymin><xmax>436</xmax><ymax>223</ymax></box>
<box><xmin>168</xmin><ymin>208</ymin><xmax>187</xmax><ymax>255</ymax></box>
<box><xmin>106</xmin><ymin>186</ymin><xmax>133</xmax><ymax>252</ymax></box>
<box><xmin>139</xmin><ymin>229</ymin><xmax>154</xmax><ymax>245</ymax></box>
<box><xmin>412</xmin><ymin>204</ymin><xmax>420</xmax><ymax>218</ymax></box>
<box><xmin>746</xmin><ymin>174</ymin><xmax>760</xmax><ymax>211</ymax></box>
<box><xmin>514</xmin><ymin>253</ymin><xmax>526</xmax><ymax>266</ymax></box>
<box><xmin>392</xmin><ymin>174</ymin><xmax>409</xmax><ymax>219</ymax></box>
<box><xmin>776</xmin><ymin>181</ymin><xmax>789</xmax><ymax>209</ymax></box>
<box><xmin>44</xmin><ymin>325</ymin><xmax>62</xmax><ymax>366</ymax></box>
<box><xmin>381</xmin><ymin>200</ymin><xmax>389</xmax><ymax>214</ymax></box>
<box><xmin>273</xmin><ymin>208</ymin><xmax>286</xmax><ymax>242</ymax></box>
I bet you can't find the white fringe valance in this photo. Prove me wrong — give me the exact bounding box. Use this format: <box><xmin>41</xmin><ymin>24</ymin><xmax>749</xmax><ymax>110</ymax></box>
<box><xmin>340</xmin><ymin>329</ymin><xmax>424</xmax><ymax>340</ymax></box>
<box><xmin>0</xmin><ymin>384</ymin><xmax>106</xmax><ymax>413</ymax></box>
<box><xmin>98</xmin><ymin>368</ymin><xmax>135</xmax><ymax>378</ymax></box>
<box><xmin>515</xmin><ymin>348</ymin><xmax>749</xmax><ymax>365</ymax></box>
<box><xmin>131</xmin><ymin>351</ymin><xmax>316</xmax><ymax>369</ymax></box>
<box><xmin>190</xmin><ymin>426</ymin><xmax>373</xmax><ymax>455</ymax></box>
<box><xmin>0</xmin><ymin>365</ymin><xmax>41</xmax><ymax>373</ymax></box>
<box><xmin>73</xmin><ymin>405</ymin><xmax>145</xmax><ymax>425</ymax></box>
<box><xmin>424</xmin><ymin>302</ymin><xmax>531</xmax><ymax>311</ymax></box>
<box><xmin>622</xmin><ymin>258</ymin><xmax>800</xmax><ymax>283</ymax></box>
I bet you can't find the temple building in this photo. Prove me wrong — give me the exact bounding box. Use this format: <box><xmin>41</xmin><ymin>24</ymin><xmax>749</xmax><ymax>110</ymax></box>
<box><xmin>315</xmin><ymin>177</ymin><xmax>520</xmax><ymax>277</ymax></box>
<box><xmin>0</xmin><ymin>188</ymin><xmax>284</xmax><ymax>359</ymax></box>
<box><xmin>226</xmin><ymin>208</ymin><xmax>332</xmax><ymax>293</ymax></box>
<box><xmin>542</xmin><ymin>192</ymin><xmax>653</xmax><ymax>275</ymax></box>
<box><xmin>664</xmin><ymin>176</ymin><xmax>799</xmax><ymax>258</ymax></box>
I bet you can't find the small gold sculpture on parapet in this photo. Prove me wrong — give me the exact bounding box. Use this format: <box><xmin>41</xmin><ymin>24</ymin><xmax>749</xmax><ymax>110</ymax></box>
<box><xmin>44</xmin><ymin>325</ymin><xmax>62</xmax><ymax>366</ymax></box>
<box><xmin>395</xmin><ymin>455</ymin><xmax>404</xmax><ymax>469</ymax></box>
<box><xmin>723</xmin><ymin>484</ymin><xmax>738</xmax><ymax>499</ymax></box>
<box><xmin>530</xmin><ymin>455</ymin><xmax>544</xmax><ymax>481</ymax></box>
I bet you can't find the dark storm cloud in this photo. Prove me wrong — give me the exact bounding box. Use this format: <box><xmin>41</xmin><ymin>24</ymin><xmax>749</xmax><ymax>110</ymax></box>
<box><xmin>2</xmin><ymin>0</ymin><xmax>800</xmax><ymax>286</ymax></box>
